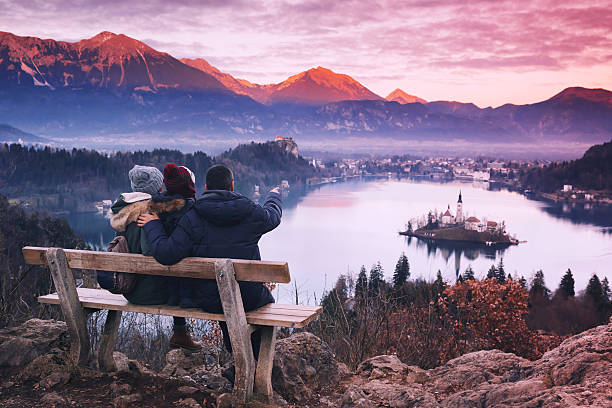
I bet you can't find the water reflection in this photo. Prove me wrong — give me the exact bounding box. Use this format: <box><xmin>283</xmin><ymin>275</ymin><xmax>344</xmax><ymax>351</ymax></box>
<box><xmin>540</xmin><ymin>202</ymin><xmax>612</xmax><ymax>229</ymax></box>
<box><xmin>488</xmin><ymin>182</ymin><xmax>612</xmax><ymax>230</ymax></box>
<box><xmin>406</xmin><ymin>236</ymin><xmax>509</xmax><ymax>277</ymax></box>
<box><xmin>62</xmin><ymin>212</ymin><xmax>115</xmax><ymax>250</ymax></box>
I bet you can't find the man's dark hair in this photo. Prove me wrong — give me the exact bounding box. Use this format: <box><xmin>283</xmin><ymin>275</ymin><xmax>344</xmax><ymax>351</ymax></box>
<box><xmin>206</xmin><ymin>164</ymin><xmax>233</xmax><ymax>190</ymax></box>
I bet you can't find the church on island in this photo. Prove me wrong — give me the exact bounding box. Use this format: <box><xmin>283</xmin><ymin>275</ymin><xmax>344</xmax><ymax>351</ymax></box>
<box><xmin>439</xmin><ymin>191</ymin><xmax>502</xmax><ymax>234</ymax></box>
<box><xmin>401</xmin><ymin>191</ymin><xmax>517</xmax><ymax>247</ymax></box>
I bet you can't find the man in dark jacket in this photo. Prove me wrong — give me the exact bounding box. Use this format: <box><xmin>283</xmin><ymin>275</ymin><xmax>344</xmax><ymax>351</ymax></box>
<box><xmin>138</xmin><ymin>164</ymin><xmax>281</xmax><ymax>357</ymax></box>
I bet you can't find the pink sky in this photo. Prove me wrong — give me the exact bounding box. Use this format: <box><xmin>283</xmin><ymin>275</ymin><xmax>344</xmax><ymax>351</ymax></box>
<box><xmin>1</xmin><ymin>0</ymin><xmax>611</xmax><ymax>107</ymax></box>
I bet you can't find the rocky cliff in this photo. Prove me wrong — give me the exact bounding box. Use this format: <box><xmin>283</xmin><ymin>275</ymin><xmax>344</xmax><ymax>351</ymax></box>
<box><xmin>0</xmin><ymin>318</ymin><xmax>610</xmax><ymax>407</ymax></box>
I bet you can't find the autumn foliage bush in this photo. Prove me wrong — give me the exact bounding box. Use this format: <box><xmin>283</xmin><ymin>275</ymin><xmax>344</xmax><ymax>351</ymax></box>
<box><xmin>438</xmin><ymin>279</ymin><xmax>557</xmax><ymax>360</ymax></box>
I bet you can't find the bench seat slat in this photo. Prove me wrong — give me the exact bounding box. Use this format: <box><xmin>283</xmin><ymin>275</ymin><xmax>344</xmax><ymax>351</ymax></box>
<box><xmin>23</xmin><ymin>247</ymin><xmax>290</xmax><ymax>284</ymax></box>
<box><xmin>47</xmin><ymin>288</ymin><xmax>321</xmax><ymax>315</ymax></box>
<box><xmin>39</xmin><ymin>289</ymin><xmax>321</xmax><ymax>329</ymax></box>
<box><xmin>245</xmin><ymin>309</ymin><xmax>320</xmax><ymax>318</ymax></box>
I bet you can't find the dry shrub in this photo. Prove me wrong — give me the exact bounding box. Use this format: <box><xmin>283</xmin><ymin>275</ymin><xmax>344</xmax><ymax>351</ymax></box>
<box><xmin>312</xmin><ymin>276</ymin><xmax>564</xmax><ymax>371</ymax></box>
<box><xmin>87</xmin><ymin>311</ymin><xmax>226</xmax><ymax>371</ymax></box>
<box><xmin>386</xmin><ymin>304</ymin><xmax>454</xmax><ymax>368</ymax></box>
<box><xmin>439</xmin><ymin>279</ymin><xmax>560</xmax><ymax>360</ymax></box>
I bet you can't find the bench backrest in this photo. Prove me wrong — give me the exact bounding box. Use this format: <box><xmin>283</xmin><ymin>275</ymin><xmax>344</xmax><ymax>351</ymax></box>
<box><xmin>22</xmin><ymin>246</ymin><xmax>290</xmax><ymax>283</ymax></box>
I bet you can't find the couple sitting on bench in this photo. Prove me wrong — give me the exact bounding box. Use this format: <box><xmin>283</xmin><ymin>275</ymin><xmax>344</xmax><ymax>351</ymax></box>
<box><xmin>104</xmin><ymin>163</ymin><xmax>281</xmax><ymax>356</ymax></box>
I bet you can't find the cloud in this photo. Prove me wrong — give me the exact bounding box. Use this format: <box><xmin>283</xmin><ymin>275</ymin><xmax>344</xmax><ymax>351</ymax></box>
<box><xmin>430</xmin><ymin>55</ymin><xmax>563</xmax><ymax>70</ymax></box>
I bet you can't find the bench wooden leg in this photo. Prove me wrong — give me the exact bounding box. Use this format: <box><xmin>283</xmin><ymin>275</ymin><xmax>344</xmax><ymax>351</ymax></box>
<box><xmin>46</xmin><ymin>248</ymin><xmax>90</xmax><ymax>366</ymax></box>
<box><xmin>255</xmin><ymin>325</ymin><xmax>276</xmax><ymax>402</ymax></box>
<box><xmin>215</xmin><ymin>259</ymin><xmax>256</xmax><ymax>404</ymax></box>
<box><xmin>98</xmin><ymin>310</ymin><xmax>122</xmax><ymax>371</ymax></box>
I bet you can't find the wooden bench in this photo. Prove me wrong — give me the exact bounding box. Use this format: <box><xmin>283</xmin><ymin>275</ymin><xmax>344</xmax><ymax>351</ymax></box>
<box><xmin>22</xmin><ymin>246</ymin><xmax>321</xmax><ymax>404</ymax></box>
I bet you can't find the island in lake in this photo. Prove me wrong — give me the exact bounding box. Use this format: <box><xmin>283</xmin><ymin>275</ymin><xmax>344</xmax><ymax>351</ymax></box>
<box><xmin>400</xmin><ymin>191</ymin><xmax>520</xmax><ymax>247</ymax></box>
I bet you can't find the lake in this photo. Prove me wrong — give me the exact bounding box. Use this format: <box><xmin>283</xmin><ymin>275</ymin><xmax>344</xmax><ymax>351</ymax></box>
<box><xmin>63</xmin><ymin>178</ymin><xmax>612</xmax><ymax>304</ymax></box>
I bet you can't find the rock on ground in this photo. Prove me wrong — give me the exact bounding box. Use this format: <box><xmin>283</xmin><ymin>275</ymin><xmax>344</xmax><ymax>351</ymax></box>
<box><xmin>335</xmin><ymin>321</ymin><xmax>612</xmax><ymax>407</ymax></box>
<box><xmin>272</xmin><ymin>332</ymin><xmax>340</xmax><ymax>403</ymax></box>
<box><xmin>161</xmin><ymin>347</ymin><xmax>230</xmax><ymax>394</ymax></box>
<box><xmin>0</xmin><ymin>319</ymin><xmax>68</xmax><ymax>367</ymax></box>
<box><xmin>1</xmin><ymin>318</ymin><xmax>610</xmax><ymax>407</ymax></box>
<box><xmin>324</xmin><ymin>321</ymin><xmax>611</xmax><ymax>407</ymax></box>
<box><xmin>0</xmin><ymin>319</ymin><xmax>219</xmax><ymax>407</ymax></box>
<box><xmin>40</xmin><ymin>391</ymin><xmax>67</xmax><ymax>406</ymax></box>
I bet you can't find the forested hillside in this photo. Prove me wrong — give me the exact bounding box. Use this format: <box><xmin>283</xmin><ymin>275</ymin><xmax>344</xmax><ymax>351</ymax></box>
<box><xmin>217</xmin><ymin>141</ymin><xmax>319</xmax><ymax>193</ymax></box>
<box><xmin>519</xmin><ymin>139</ymin><xmax>612</xmax><ymax>192</ymax></box>
<box><xmin>0</xmin><ymin>195</ymin><xmax>85</xmax><ymax>327</ymax></box>
<box><xmin>0</xmin><ymin>144</ymin><xmax>213</xmax><ymax>196</ymax></box>
<box><xmin>0</xmin><ymin>141</ymin><xmax>328</xmax><ymax>211</ymax></box>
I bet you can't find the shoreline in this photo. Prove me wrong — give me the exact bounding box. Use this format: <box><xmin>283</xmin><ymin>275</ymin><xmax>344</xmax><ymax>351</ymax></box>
<box><xmin>399</xmin><ymin>228</ymin><xmax>519</xmax><ymax>248</ymax></box>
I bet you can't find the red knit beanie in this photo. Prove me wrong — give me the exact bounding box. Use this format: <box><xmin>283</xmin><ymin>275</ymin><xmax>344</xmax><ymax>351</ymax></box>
<box><xmin>163</xmin><ymin>163</ymin><xmax>196</xmax><ymax>199</ymax></box>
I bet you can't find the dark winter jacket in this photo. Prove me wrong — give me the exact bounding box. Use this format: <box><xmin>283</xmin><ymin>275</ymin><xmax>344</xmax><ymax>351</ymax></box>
<box><xmin>107</xmin><ymin>192</ymin><xmax>167</xmax><ymax>305</ymax></box>
<box><xmin>149</xmin><ymin>193</ymin><xmax>195</xmax><ymax>306</ymax></box>
<box><xmin>142</xmin><ymin>190</ymin><xmax>281</xmax><ymax>313</ymax></box>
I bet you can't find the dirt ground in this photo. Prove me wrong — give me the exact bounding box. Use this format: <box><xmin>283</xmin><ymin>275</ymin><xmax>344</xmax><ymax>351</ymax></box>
<box><xmin>0</xmin><ymin>365</ymin><xmax>219</xmax><ymax>408</ymax></box>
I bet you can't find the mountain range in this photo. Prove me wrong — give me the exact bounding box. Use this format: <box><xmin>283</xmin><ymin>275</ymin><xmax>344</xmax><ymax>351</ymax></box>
<box><xmin>1</xmin><ymin>30</ymin><xmax>611</xmax><ymax>154</ymax></box>
<box><xmin>0</xmin><ymin>124</ymin><xmax>48</xmax><ymax>144</ymax></box>
<box><xmin>180</xmin><ymin>59</ymin><xmax>381</xmax><ymax>105</ymax></box>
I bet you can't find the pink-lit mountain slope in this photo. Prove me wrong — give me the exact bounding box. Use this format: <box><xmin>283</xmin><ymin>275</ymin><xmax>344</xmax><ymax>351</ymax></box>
<box><xmin>0</xmin><ymin>31</ymin><xmax>228</xmax><ymax>92</ymax></box>
<box><xmin>385</xmin><ymin>88</ymin><xmax>426</xmax><ymax>104</ymax></box>
<box><xmin>181</xmin><ymin>60</ymin><xmax>382</xmax><ymax>105</ymax></box>
<box><xmin>180</xmin><ymin>57</ymin><xmax>272</xmax><ymax>101</ymax></box>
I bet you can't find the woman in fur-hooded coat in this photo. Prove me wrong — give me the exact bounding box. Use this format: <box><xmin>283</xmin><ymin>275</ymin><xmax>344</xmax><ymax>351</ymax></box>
<box><xmin>107</xmin><ymin>165</ymin><xmax>168</xmax><ymax>305</ymax></box>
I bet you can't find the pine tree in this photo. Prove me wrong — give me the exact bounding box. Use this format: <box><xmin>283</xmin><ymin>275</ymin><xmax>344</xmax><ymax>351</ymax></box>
<box><xmin>529</xmin><ymin>270</ymin><xmax>551</xmax><ymax>300</ymax></box>
<box><xmin>334</xmin><ymin>275</ymin><xmax>349</xmax><ymax>302</ymax></box>
<box><xmin>355</xmin><ymin>266</ymin><xmax>368</xmax><ymax>299</ymax></box>
<box><xmin>558</xmin><ymin>268</ymin><xmax>575</xmax><ymax>298</ymax></box>
<box><xmin>585</xmin><ymin>274</ymin><xmax>611</xmax><ymax>324</ymax></box>
<box><xmin>464</xmin><ymin>265</ymin><xmax>475</xmax><ymax>281</ymax></box>
<box><xmin>497</xmin><ymin>258</ymin><xmax>505</xmax><ymax>275</ymax></box>
<box><xmin>393</xmin><ymin>253</ymin><xmax>410</xmax><ymax>289</ymax></box>
<box><xmin>585</xmin><ymin>274</ymin><xmax>604</xmax><ymax>307</ymax></box>
<box><xmin>486</xmin><ymin>265</ymin><xmax>498</xmax><ymax>280</ymax></box>
<box><xmin>495</xmin><ymin>258</ymin><xmax>506</xmax><ymax>283</ymax></box>
<box><xmin>519</xmin><ymin>276</ymin><xmax>527</xmax><ymax>289</ymax></box>
<box><xmin>602</xmin><ymin>277</ymin><xmax>610</xmax><ymax>302</ymax></box>
<box><xmin>433</xmin><ymin>270</ymin><xmax>446</xmax><ymax>299</ymax></box>
<box><xmin>368</xmin><ymin>262</ymin><xmax>384</xmax><ymax>295</ymax></box>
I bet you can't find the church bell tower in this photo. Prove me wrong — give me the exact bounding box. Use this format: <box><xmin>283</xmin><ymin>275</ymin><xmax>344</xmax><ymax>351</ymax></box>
<box><xmin>456</xmin><ymin>191</ymin><xmax>463</xmax><ymax>223</ymax></box>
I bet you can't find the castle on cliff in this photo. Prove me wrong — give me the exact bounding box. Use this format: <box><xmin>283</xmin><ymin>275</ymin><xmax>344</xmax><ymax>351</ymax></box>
<box><xmin>275</xmin><ymin>136</ymin><xmax>298</xmax><ymax>158</ymax></box>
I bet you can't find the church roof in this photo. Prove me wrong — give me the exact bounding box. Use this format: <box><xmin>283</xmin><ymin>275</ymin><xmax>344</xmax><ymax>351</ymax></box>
<box><xmin>457</xmin><ymin>191</ymin><xmax>463</xmax><ymax>203</ymax></box>
<box><xmin>442</xmin><ymin>209</ymin><xmax>452</xmax><ymax>217</ymax></box>
<box><xmin>466</xmin><ymin>216</ymin><xmax>480</xmax><ymax>223</ymax></box>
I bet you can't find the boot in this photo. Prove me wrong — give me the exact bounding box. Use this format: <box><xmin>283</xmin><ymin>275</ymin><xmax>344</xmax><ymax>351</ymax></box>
<box><xmin>169</xmin><ymin>326</ymin><xmax>202</xmax><ymax>352</ymax></box>
<box><xmin>222</xmin><ymin>364</ymin><xmax>235</xmax><ymax>386</ymax></box>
